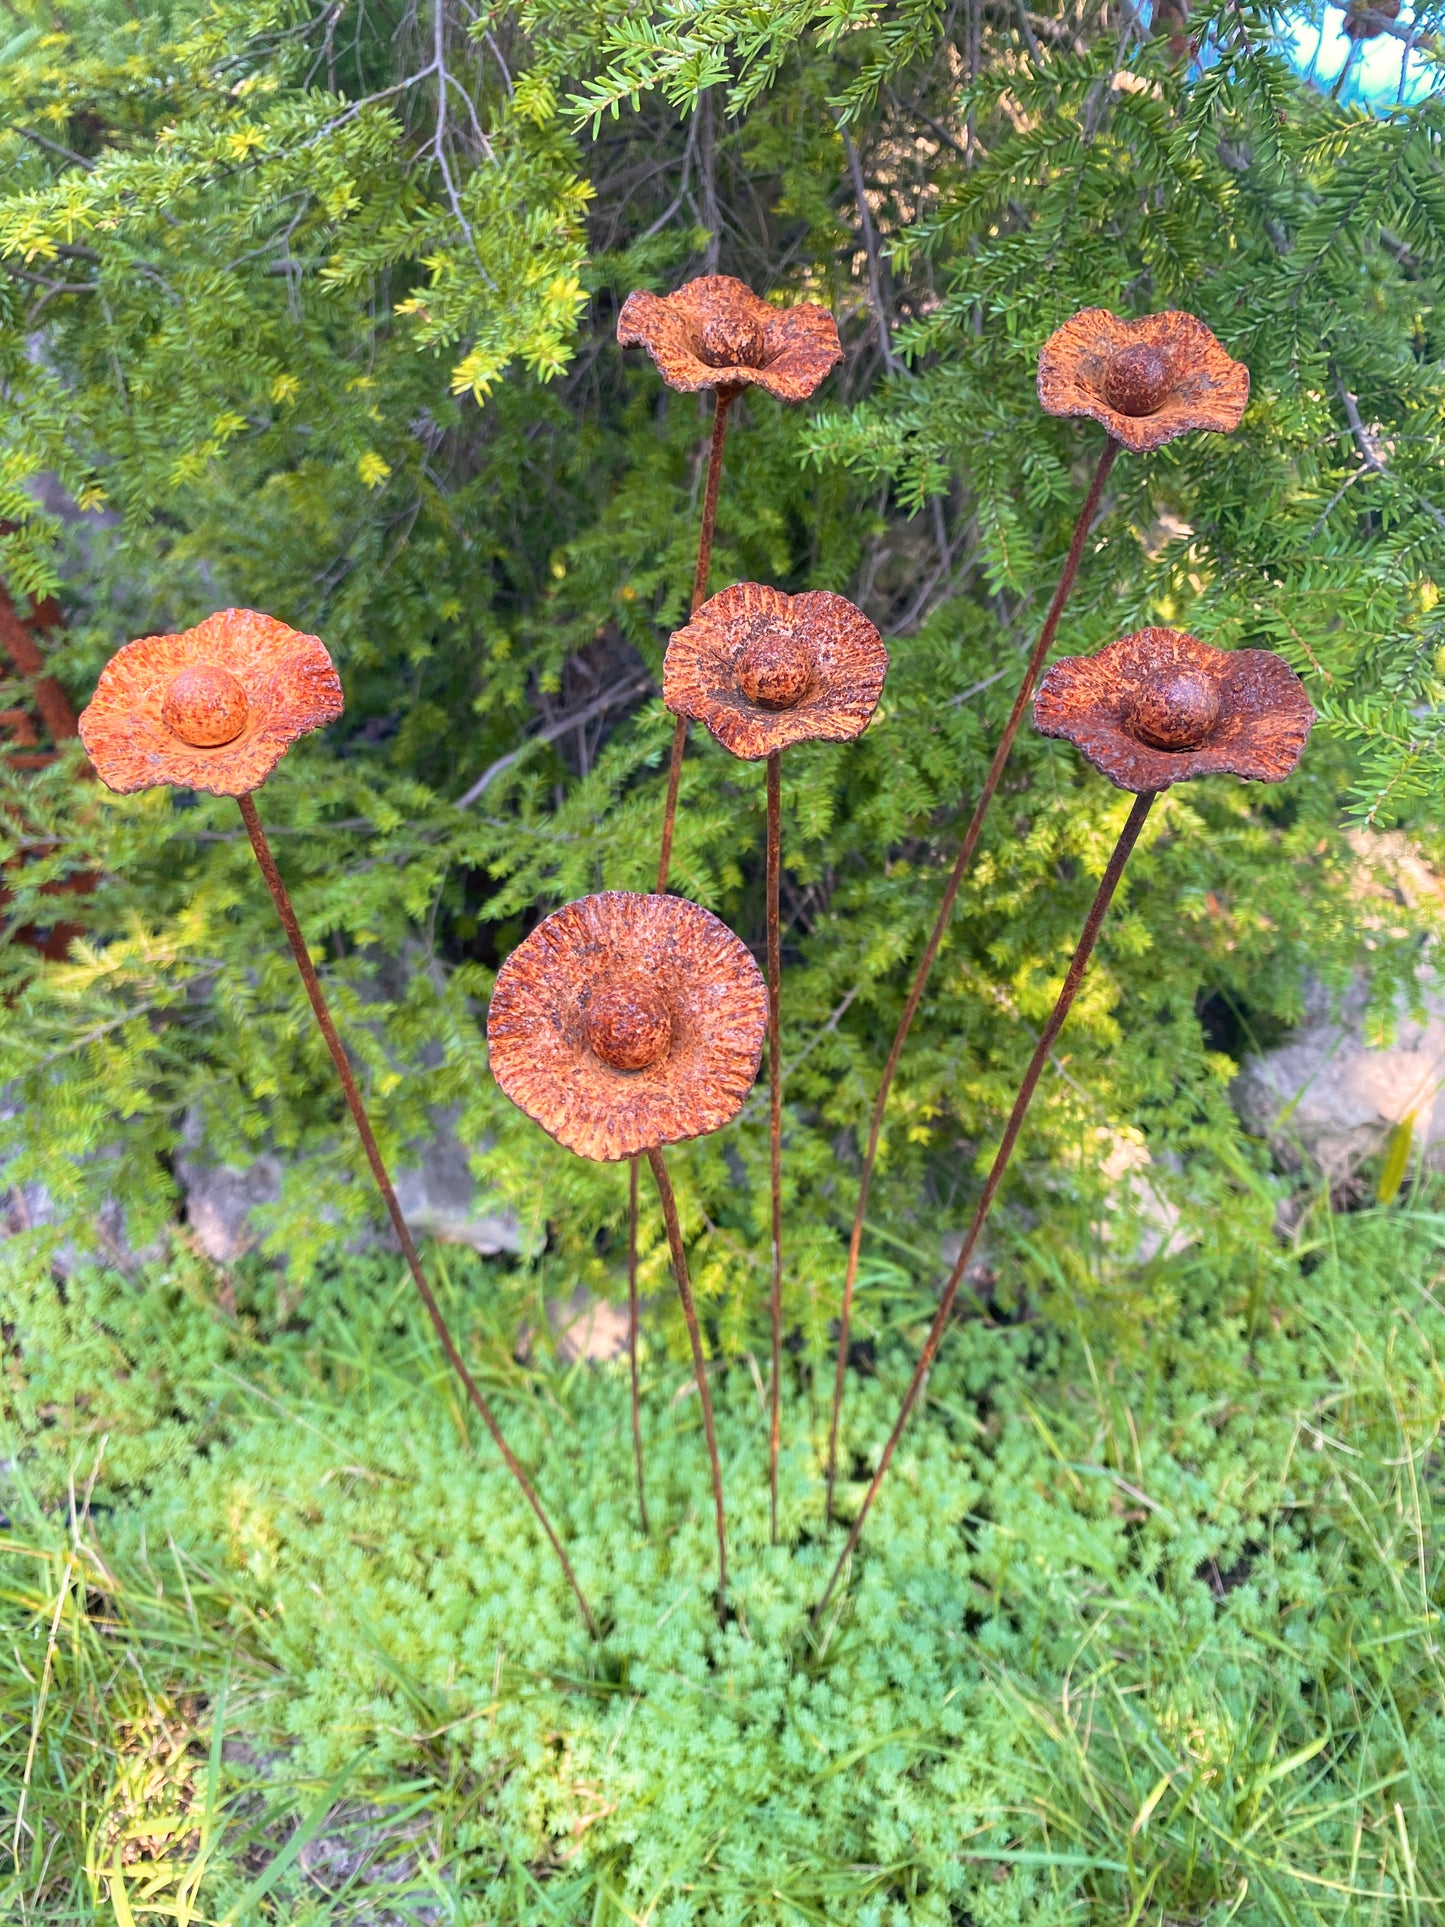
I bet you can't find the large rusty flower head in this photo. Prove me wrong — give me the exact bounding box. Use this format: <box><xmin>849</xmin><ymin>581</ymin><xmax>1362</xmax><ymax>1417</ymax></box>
<box><xmin>1034</xmin><ymin>628</ymin><xmax>1314</xmax><ymax>792</ymax></box>
<box><xmin>488</xmin><ymin>891</ymin><xmax>768</xmax><ymax>1162</ymax></box>
<box><xmin>1037</xmin><ymin>309</ymin><xmax>1249</xmax><ymax>455</ymax></box>
<box><xmin>664</xmin><ymin>582</ymin><xmax>887</xmax><ymax>761</ymax></box>
<box><xmin>617</xmin><ymin>275</ymin><xmax>842</xmax><ymax>402</ymax></box>
<box><xmin>79</xmin><ymin>608</ymin><xmax>343</xmax><ymax>796</ymax></box>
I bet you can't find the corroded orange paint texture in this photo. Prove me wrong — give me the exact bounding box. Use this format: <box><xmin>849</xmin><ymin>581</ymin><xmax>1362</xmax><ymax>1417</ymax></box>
<box><xmin>618</xmin><ymin>275</ymin><xmax>843</xmax><ymax>402</ymax></box>
<box><xmin>487</xmin><ymin>891</ymin><xmax>769</xmax><ymax>1162</ymax></box>
<box><xmin>79</xmin><ymin>608</ymin><xmax>344</xmax><ymax>796</ymax></box>
<box><xmin>664</xmin><ymin>582</ymin><xmax>888</xmax><ymax>761</ymax></box>
<box><xmin>1037</xmin><ymin>308</ymin><xmax>1249</xmax><ymax>454</ymax></box>
<box><xmin>1034</xmin><ymin>627</ymin><xmax>1315</xmax><ymax>792</ymax></box>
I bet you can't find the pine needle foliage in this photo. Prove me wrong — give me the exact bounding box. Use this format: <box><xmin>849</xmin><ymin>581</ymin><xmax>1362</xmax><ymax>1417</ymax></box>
<box><xmin>0</xmin><ymin>0</ymin><xmax>1441</xmax><ymax>1292</ymax></box>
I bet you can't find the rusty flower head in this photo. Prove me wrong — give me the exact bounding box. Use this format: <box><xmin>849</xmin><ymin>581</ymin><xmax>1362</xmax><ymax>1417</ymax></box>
<box><xmin>664</xmin><ymin>582</ymin><xmax>887</xmax><ymax>762</ymax></box>
<box><xmin>1034</xmin><ymin>627</ymin><xmax>1314</xmax><ymax>793</ymax></box>
<box><xmin>1037</xmin><ymin>309</ymin><xmax>1249</xmax><ymax>455</ymax></box>
<box><xmin>488</xmin><ymin>891</ymin><xmax>768</xmax><ymax>1162</ymax></box>
<box><xmin>617</xmin><ymin>275</ymin><xmax>842</xmax><ymax>402</ymax></box>
<box><xmin>79</xmin><ymin>608</ymin><xmax>343</xmax><ymax>797</ymax></box>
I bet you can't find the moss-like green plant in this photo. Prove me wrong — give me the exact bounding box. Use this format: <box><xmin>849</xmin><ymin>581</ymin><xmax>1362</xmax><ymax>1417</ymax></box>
<box><xmin>2</xmin><ymin>1199</ymin><xmax>1442</xmax><ymax>1922</ymax></box>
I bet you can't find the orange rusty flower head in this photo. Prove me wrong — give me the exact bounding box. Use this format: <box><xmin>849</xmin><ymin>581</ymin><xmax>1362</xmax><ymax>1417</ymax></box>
<box><xmin>664</xmin><ymin>582</ymin><xmax>887</xmax><ymax>762</ymax></box>
<box><xmin>617</xmin><ymin>275</ymin><xmax>842</xmax><ymax>402</ymax></box>
<box><xmin>79</xmin><ymin>609</ymin><xmax>344</xmax><ymax>798</ymax></box>
<box><xmin>1037</xmin><ymin>309</ymin><xmax>1249</xmax><ymax>455</ymax></box>
<box><xmin>487</xmin><ymin>891</ymin><xmax>768</xmax><ymax>1163</ymax></box>
<box><xmin>1033</xmin><ymin>628</ymin><xmax>1314</xmax><ymax>793</ymax></box>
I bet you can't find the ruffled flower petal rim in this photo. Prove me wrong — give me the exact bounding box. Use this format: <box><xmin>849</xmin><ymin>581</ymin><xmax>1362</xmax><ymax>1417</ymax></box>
<box><xmin>1037</xmin><ymin>309</ymin><xmax>1249</xmax><ymax>455</ymax></box>
<box><xmin>1033</xmin><ymin>627</ymin><xmax>1314</xmax><ymax>792</ymax></box>
<box><xmin>79</xmin><ymin>608</ymin><xmax>343</xmax><ymax>797</ymax></box>
<box><xmin>487</xmin><ymin>891</ymin><xmax>768</xmax><ymax>1163</ymax></box>
<box><xmin>664</xmin><ymin>582</ymin><xmax>888</xmax><ymax>761</ymax></box>
<box><xmin>618</xmin><ymin>275</ymin><xmax>843</xmax><ymax>402</ymax></box>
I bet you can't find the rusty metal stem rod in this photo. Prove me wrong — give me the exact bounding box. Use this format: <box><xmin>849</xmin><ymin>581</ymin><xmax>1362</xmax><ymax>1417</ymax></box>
<box><xmin>237</xmin><ymin>792</ymin><xmax>598</xmax><ymax>1640</ymax></box>
<box><xmin>814</xmin><ymin>787</ymin><xmax>1156</xmax><ymax>1626</ymax></box>
<box><xmin>823</xmin><ymin>434</ymin><xmax>1120</xmax><ymax>1517</ymax></box>
<box><xmin>646</xmin><ymin>1146</ymin><xmax>728</xmax><ymax>1615</ymax></box>
<box><xmin>628</xmin><ymin>1155</ymin><xmax>649</xmax><ymax>1535</ymax></box>
<box><xmin>766</xmin><ymin>748</ymin><xmax>784</xmax><ymax>1545</ymax></box>
<box><xmin>656</xmin><ymin>384</ymin><xmax>736</xmax><ymax>897</ymax></box>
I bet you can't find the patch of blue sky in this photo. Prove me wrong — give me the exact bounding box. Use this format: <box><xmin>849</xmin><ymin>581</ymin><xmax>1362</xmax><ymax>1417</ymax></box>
<box><xmin>1284</xmin><ymin>6</ymin><xmax>1441</xmax><ymax>106</ymax></box>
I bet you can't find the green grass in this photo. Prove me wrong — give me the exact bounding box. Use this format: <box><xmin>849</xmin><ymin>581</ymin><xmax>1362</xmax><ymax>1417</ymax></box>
<box><xmin>1</xmin><ymin>1197</ymin><xmax>1442</xmax><ymax>1925</ymax></box>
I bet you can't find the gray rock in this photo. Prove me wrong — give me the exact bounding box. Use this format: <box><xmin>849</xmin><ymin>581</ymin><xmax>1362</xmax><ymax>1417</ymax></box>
<box><xmin>176</xmin><ymin>1150</ymin><xmax>285</xmax><ymax>1264</ymax></box>
<box><xmin>177</xmin><ymin>1109</ymin><xmax>524</xmax><ymax>1265</ymax></box>
<box><xmin>547</xmin><ymin>1286</ymin><xmax>632</xmax><ymax>1365</ymax></box>
<box><xmin>1232</xmin><ymin>972</ymin><xmax>1445</xmax><ymax>1183</ymax></box>
<box><xmin>390</xmin><ymin>1114</ymin><xmax>524</xmax><ymax>1257</ymax></box>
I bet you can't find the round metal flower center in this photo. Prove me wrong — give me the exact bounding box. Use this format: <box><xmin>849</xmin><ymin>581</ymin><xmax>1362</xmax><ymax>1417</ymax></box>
<box><xmin>160</xmin><ymin>665</ymin><xmax>249</xmax><ymax>747</ymax></box>
<box><xmin>1103</xmin><ymin>344</ymin><xmax>1173</xmax><ymax>418</ymax></box>
<box><xmin>583</xmin><ymin>981</ymin><xmax>673</xmax><ymax>1072</ymax></box>
<box><xmin>1126</xmin><ymin>669</ymin><xmax>1221</xmax><ymax>751</ymax></box>
<box><xmin>696</xmin><ymin>313</ymin><xmax>766</xmax><ymax>369</ymax></box>
<box><xmin>735</xmin><ymin>630</ymin><xmax>811</xmax><ymax>711</ymax></box>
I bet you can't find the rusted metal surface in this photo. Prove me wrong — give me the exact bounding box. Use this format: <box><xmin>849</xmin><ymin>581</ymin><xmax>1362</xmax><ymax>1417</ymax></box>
<box><xmin>765</xmin><ymin>747</ymin><xmax>783</xmax><ymax>1544</ymax></box>
<box><xmin>816</xmin><ymin>787</ymin><xmax>1161</xmax><ymax>1625</ymax></box>
<box><xmin>618</xmin><ymin>274</ymin><xmax>842</xmax><ymax>402</ymax></box>
<box><xmin>627</xmin><ymin>1154</ymin><xmax>648</xmax><ymax>1536</ymax></box>
<box><xmin>1038</xmin><ymin>308</ymin><xmax>1249</xmax><ymax>454</ymax></box>
<box><xmin>487</xmin><ymin>890</ymin><xmax>768</xmax><ymax>1162</ymax></box>
<box><xmin>655</xmin><ymin>386</ymin><xmax>737</xmax><ymax>898</ymax></box>
<box><xmin>823</xmin><ymin>435</ymin><xmax>1120</xmax><ymax>1518</ymax></box>
<box><xmin>1034</xmin><ymin>627</ymin><xmax>1315</xmax><ymax>791</ymax></box>
<box><xmin>78</xmin><ymin>608</ymin><xmax>342</xmax><ymax>796</ymax></box>
<box><xmin>237</xmin><ymin>793</ymin><xmax>598</xmax><ymax>1639</ymax></box>
<box><xmin>664</xmin><ymin>582</ymin><xmax>887</xmax><ymax>762</ymax></box>
<box><xmin>646</xmin><ymin>1143</ymin><xmax>730</xmax><ymax>1616</ymax></box>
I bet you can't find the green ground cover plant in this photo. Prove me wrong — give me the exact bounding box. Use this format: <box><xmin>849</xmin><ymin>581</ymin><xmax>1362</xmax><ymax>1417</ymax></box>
<box><xmin>2</xmin><ymin>1194</ymin><xmax>1442</xmax><ymax>1922</ymax></box>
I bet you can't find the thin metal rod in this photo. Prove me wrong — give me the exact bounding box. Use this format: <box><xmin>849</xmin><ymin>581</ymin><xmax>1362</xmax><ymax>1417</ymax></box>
<box><xmin>628</xmin><ymin>1155</ymin><xmax>648</xmax><ymax>1535</ymax></box>
<box><xmin>823</xmin><ymin>434</ymin><xmax>1120</xmax><ymax>1516</ymax></box>
<box><xmin>766</xmin><ymin>748</ymin><xmax>783</xmax><ymax>1545</ymax></box>
<box><xmin>236</xmin><ymin>792</ymin><xmax>598</xmax><ymax>1640</ymax></box>
<box><xmin>815</xmin><ymin>788</ymin><xmax>1157</xmax><ymax>1624</ymax></box>
<box><xmin>646</xmin><ymin>1146</ymin><xmax>727</xmax><ymax>1615</ymax></box>
<box><xmin>656</xmin><ymin>385</ymin><xmax>737</xmax><ymax>894</ymax></box>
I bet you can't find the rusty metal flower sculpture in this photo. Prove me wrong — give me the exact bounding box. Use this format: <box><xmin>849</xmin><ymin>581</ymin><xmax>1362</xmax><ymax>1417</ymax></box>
<box><xmin>618</xmin><ymin>278</ymin><xmax>845</xmax><ymax>893</ymax></box>
<box><xmin>488</xmin><ymin>892</ymin><xmax>768</xmax><ymax>1163</ymax></box>
<box><xmin>489</xmin><ymin>891</ymin><xmax>768</xmax><ymax>1612</ymax></box>
<box><xmin>619</xmin><ymin>285</ymin><xmax>845</xmax><ymax>1493</ymax></box>
<box><xmin>815</xmin><ymin>630</ymin><xmax>1314</xmax><ymax>1624</ymax></box>
<box><xmin>618</xmin><ymin>275</ymin><xmax>842</xmax><ymax>404</ymax></box>
<box><xmin>823</xmin><ymin>307</ymin><xmax>1252</xmax><ymax>1522</ymax></box>
<box><xmin>1037</xmin><ymin>309</ymin><xmax>1249</xmax><ymax>457</ymax></box>
<box><xmin>1034</xmin><ymin>628</ymin><xmax>1315</xmax><ymax>793</ymax></box>
<box><xmin>79</xmin><ymin>611</ymin><xmax>597</xmax><ymax>1638</ymax></box>
<box><xmin>665</xmin><ymin>581</ymin><xmax>886</xmax><ymax>1539</ymax></box>
<box><xmin>78</xmin><ymin>608</ymin><xmax>343</xmax><ymax>796</ymax></box>
<box><xmin>664</xmin><ymin>582</ymin><xmax>887</xmax><ymax>762</ymax></box>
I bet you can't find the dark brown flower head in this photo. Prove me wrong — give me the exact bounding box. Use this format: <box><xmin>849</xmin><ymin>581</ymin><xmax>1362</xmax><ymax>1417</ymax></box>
<box><xmin>79</xmin><ymin>608</ymin><xmax>343</xmax><ymax>797</ymax></box>
<box><xmin>664</xmin><ymin>582</ymin><xmax>887</xmax><ymax>761</ymax></box>
<box><xmin>487</xmin><ymin>891</ymin><xmax>768</xmax><ymax>1162</ymax></box>
<box><xmin>617</xmin><ymin>276</ymin><xmax>842</xmax><ymax>403</ymax></box>
<box><xmin>1034</xmin><ymin>628</ymin><xmax>1314</xmax><ymax>792</ymax></box>
<box><xmin>1037</xmin><ymin>309</ymin><xmax>1249</xmax><ymax>454</ymax></box>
